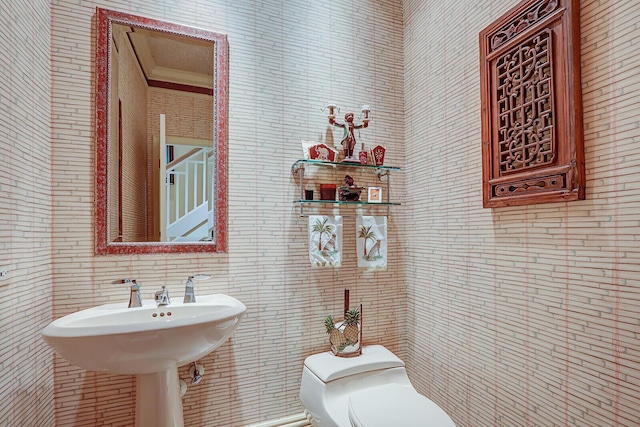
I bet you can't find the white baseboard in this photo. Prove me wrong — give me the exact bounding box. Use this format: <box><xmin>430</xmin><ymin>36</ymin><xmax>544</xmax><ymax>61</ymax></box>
<box><xmin>244</xmin><ymin>413</ymin><xmax>312</xmax><ymax>427</ymax></box>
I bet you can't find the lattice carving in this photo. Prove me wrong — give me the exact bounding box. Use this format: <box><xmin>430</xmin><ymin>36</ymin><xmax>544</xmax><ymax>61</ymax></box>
<box><xmin>496</xmin><ymin>29</ymin><xmax>555</xmax><ymax>174</ymax></box>
<box><xmin>490</xmin><ymin>0</ymin><xmax>559</xmax><ymax>51</ymax></box>
<box><xmin>480</xmin><ymin>0</ymin><xmax>584</xmax><ymax>207</ymax></box>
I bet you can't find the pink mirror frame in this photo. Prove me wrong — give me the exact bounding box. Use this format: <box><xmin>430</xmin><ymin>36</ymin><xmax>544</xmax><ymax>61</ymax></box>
<box><xmin>95</xmin><ymin>8</ymin><xmax>228</xmax><ymax>254</ymax></box>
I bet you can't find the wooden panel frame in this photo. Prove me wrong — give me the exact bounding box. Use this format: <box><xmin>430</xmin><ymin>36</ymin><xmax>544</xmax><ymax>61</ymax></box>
<box><xmin>479</xmin><ymin>0</ymin><xmax>584</xmax><ymax>208</ymax></box>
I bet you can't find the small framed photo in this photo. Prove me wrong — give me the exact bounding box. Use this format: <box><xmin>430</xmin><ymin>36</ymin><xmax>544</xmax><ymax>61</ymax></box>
<box><xmin>367</xmin><ymin>187</ymin><xmax>383</xmax><ymax>203</ymax></box>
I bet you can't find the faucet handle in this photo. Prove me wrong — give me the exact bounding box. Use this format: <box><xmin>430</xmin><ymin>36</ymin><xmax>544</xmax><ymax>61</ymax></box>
<box><xmin>126</xmin><ymin>279</ymin><xmax>142</xmax><ymax>308</ymax></box>
<box><xmin>183</xmin><ymin>274</ymin><xmax>211</xmax><ymax>304</ymax></box>
<box><xmin>121</xmin><ymin>278</ymin><xmax>140</xmax><ymax>289</ymax></box>
<box><xmin>155</xmin><ymin>285</ymin><xmax>171</xmax><ymax>306</ymax></box>
<box><xmin>128</xmin><ymin>279</ymin><xmax>141</xmax><ymax>290</ymax></box>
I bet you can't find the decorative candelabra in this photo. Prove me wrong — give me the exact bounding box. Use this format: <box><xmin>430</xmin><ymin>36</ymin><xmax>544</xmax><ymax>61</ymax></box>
<box><xmin>326</xmin><ymin>102</ymin><xmax>372</xmax><ymax>162</ymax></box>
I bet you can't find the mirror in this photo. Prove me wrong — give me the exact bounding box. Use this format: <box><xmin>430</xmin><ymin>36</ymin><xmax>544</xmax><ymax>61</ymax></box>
<box><xmin>95</xmin><ymin>8</ymin><xmax>228</xmax><ymax>254</ymax></box>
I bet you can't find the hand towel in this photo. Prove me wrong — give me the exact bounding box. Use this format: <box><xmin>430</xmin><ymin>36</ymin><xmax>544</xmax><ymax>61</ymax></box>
<box><xmin>309</xmin><ymin>215</ymin><xmax>343</xmax><ymax>267</ymax></box>
<box><xmin>356</xmin><ymin>216</ymin><xmax>387</xmax><ymax>270</ymax></box>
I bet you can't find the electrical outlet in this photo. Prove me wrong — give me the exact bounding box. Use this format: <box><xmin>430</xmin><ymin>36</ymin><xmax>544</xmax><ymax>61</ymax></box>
<box><xmin>0</xmin><ymin>270</ymin><xmax>8</xmax><ymax>280</ymax></box>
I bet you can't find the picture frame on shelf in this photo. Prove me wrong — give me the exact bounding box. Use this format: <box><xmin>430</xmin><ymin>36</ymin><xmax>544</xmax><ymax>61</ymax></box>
<box><xmin>367</xmin><ymin>187</ymin><xmax>382</xmax><ymax>203</ymax></box>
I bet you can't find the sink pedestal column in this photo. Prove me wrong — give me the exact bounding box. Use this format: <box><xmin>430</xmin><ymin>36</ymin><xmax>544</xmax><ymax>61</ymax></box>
<box><xmin>136</xmin><ymin>364</ymin><xmax>184</xmax><ymax>427</ymax></box>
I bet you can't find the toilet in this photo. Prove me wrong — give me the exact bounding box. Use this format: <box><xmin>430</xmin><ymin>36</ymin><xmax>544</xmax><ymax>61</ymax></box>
<box><xmin>299</xmin><ymin>345</ymin><xmax>456</xmax><ymax>427</ymax></box>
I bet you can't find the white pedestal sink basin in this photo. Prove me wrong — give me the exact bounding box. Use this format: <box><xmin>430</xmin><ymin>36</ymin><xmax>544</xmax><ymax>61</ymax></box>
<box><xmin>42</xmin><ymin>293</ymin><xmax>246</xmax><ymax>427</ymax></box>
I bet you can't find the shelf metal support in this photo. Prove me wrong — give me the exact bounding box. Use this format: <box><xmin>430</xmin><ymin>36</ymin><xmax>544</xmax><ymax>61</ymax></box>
<box><xmin>298</xmin><ymin>163</ymin><xmax>305</xmax><ymax>216</ymax></box>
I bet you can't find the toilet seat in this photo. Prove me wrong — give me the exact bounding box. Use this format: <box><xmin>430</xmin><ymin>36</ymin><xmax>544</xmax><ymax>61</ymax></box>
<box><xmin>348</xmin><ymin>383</ymin><xmax>456</xmax><ymax>427</ymax></box>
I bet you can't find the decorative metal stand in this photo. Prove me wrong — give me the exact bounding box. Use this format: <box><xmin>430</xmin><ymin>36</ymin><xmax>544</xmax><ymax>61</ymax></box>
<box><xmin>330</xmin><ymin>289</ymin><xmax>362</xmax><ymax>358</ymax></box>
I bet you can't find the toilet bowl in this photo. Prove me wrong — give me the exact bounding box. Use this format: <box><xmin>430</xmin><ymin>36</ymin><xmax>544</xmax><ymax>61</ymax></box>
<box><xmin>299</xmin><ymin>345</ymin><xmax>456</xmax><ymax>427</ymax></box>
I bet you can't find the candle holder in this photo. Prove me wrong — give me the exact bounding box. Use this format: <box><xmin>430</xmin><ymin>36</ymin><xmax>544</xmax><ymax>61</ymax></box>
<box><xmin>325</xmin><ymin>102</ymin><xmax>338</xmax><ymax>122</ymax></box>
<box><xmin>361</xmin><ymin>105</ymin><xmax>371</xmax><ymax>125</ymax></box>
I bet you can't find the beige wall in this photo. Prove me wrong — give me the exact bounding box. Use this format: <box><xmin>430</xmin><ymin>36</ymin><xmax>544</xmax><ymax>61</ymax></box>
<box><xmin>404</xmin><ymin>0</ymin><xmax>640</xmax><ymax>426</ymax></box>
<box><xmin>0</xmin><ymin>0</ymin><xmax>55</xmax><ymax>425</ymax></box>
<box><xmin>0</xmin><ymin>0</ymin><xmax>638</xmax><ymax>426</ymax></box>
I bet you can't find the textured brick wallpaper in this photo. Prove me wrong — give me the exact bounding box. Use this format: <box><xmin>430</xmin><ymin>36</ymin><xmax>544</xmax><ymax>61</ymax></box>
<box><xmin>0</xmin><ymin>0</ymin><xmax>55</xmax><ymax>425</ymax></box>
<box><xmin>404</xmin><ymin>0</ymin><xmax>640</xmax><ymax>426</ymax></box>
<box><xmin>49</xmin><ymin>1</ymin><xmax>405</xmax><ymax>426</ymax></box>
<box><xmin>1</xmin><ymin>0</ymin><xmax>638</xmax><ymax>426</ymax></box>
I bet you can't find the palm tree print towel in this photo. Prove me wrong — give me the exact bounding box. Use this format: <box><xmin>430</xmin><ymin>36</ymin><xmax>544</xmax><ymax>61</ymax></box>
<box><xmin>356</xmin><ymin>216</ymin><xmax>387</xmax><ymax>270</ymax></box>
<box><xmin>309</xmin><ymin>215</ymin><xmax>343</xmax><ymax>267</ymax></box>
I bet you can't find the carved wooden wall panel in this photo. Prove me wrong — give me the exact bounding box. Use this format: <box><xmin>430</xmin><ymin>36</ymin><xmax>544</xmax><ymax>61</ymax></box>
<box><xmin>479</xmin><ymin>0</ymin><xmax>584</xmax><ymax>207</ymax></box>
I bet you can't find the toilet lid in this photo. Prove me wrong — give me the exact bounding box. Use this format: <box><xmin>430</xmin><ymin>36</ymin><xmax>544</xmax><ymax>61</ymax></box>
<box><xmin>348</xmin><ymin>384</ymin><xmax>456</xmax><ymax>427</ymax></box>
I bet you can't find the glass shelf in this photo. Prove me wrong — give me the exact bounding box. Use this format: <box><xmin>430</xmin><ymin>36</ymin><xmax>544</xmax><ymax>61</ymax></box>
<box><xmin>293</xmin><ymin>200</ymin><xmax>401</xmax><ymax>206</ymax></box>
<box><xmin>291</xmin><ymin>159</ymin><xmax>400</xmax><ymax>174</ymax></box>
<box><xmin>291</xmin><ymin>158</ymin><xmax>401</xmax><ymax>216</ymax></box>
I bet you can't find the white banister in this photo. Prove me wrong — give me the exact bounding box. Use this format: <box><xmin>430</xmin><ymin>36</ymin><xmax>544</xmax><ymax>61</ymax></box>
<box><xmin>159</xmin><ymin>114</ymin><xmax>167</xmax><ymax>240</ymax></box>
<box><xmin>164</xmin><ymin>147</ymin><xmax>213</xmax><ymax>242</ymax></box>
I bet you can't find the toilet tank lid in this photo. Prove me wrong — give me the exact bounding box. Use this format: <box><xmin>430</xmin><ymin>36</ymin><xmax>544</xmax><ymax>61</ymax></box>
<box><xmin>304</xmin><ymin>345</ymin><xmax>405</xmax><ymax>382</ymax></box>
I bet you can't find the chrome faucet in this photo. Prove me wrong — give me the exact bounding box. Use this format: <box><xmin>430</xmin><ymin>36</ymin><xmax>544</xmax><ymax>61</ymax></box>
<box><xmin>126</xmin><ymin>279</ymin><xmax>142</xmax><ymax>308</ymax></box>
<box><xmin>183</xmin><ymin>276</ymin><xmax>197</xmax><ymax>303</ymax></box>
<box><xmin>154</xmin><ymin>285</ymin><xmax>171</xmax><ymax>306</ymax></box>
<box><xmin>183</xmin><ymin>274</ymin><xmax>211</xmax><ymax>303</ymax></box>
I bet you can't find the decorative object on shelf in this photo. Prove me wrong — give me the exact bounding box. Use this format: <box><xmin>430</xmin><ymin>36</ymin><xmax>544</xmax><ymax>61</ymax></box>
<box><xmin>338</xmin><ymin>187</ymin><xmax>364</xmax><ymax>202</ymax></box>
<box><xmin>325</xmin><ymin>289</ymin><xmax>362</xmax><ymax>357</ymax></box>
<box><xmin>344</xmin><ymin>175</ymin><xmax>354</xmax><ymax>187</ymax></box>
<box><xmin>356</xmin><ymin>216</ymin><xmax>387</xmax><ymax>270</ymax></box>
<box><xmin>320</xmin><ymin>184</ymin><xmax>337</xmax><ymax>201</ymax></box>
<box><xmin>339</xmin><ymin>175</ymin><xmax>362</xmax><ymax>202</ymax></box>
<box><xmin>309</xmin><ymin>143</ymin><xmax>339</xmax><ymax>162</ymax></box>
<box><xmin>371</xmin><ymin>145</ymin><xmax>386</xmax><ymax>166</ymax></box>
<box><xmin>326</xmin><ymin>103</ymin><xmax>371</xmax><ymax>162</ymax></box>
<box><xmin>367</xmin><ymin>187</ymin><xmax>382</xmax><ymax>203</ymax></box>
<box><xmin>301</xmin><ymin>141</ymin><xmax>314</xmax><ymax>160</ymax></box>
<box><xmin>304</xmin><ymin>189</ymin><xmax>314</xmax><ymax>200</ymax></box>
<box><xmin>358</xmin><ymin>149</ymin><xmax>369</xmax><ymax>164</ymax></box>
<box><xmin>309</xmin><ymin>215</ymin><xmax>342</xmax><ymax>267</ymax></box>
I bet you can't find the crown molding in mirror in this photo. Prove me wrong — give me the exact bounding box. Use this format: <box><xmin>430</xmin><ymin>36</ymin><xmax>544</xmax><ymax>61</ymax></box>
<box><xmin>95</xmin><ymin>8</ymin><xmax>228</xmax><ymax>254</ymax></box>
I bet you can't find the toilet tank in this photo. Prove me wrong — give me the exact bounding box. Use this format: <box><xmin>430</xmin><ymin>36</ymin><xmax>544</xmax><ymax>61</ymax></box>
<box><xmin>303</xmin><ymin>345</ymin><xmax>405</xmax><ymax>382</ymax></box>
<box><xmin>300</xmin><ymin>345</ymin><xmax>412</xmax><ymax>427</ymax></box>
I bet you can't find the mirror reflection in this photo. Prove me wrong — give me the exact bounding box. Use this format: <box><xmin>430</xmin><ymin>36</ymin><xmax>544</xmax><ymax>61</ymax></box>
<box><xmin>95</xmin><ymin>8</ymin><xmax>228</xmax><ymax>254</ymax></box>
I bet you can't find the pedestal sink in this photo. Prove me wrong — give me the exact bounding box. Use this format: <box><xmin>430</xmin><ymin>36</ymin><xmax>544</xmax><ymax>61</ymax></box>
<box><xmin>42</xmin><ymin>293</ymin><xmax>246</xmax><ymax>427</ymax></box>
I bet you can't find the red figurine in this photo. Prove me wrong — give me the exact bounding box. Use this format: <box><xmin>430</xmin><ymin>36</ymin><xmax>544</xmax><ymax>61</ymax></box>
<box><xmin>329</xmin><ymin>112</ymin><xmax>369</xmax><ymax>161</ymax></box>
